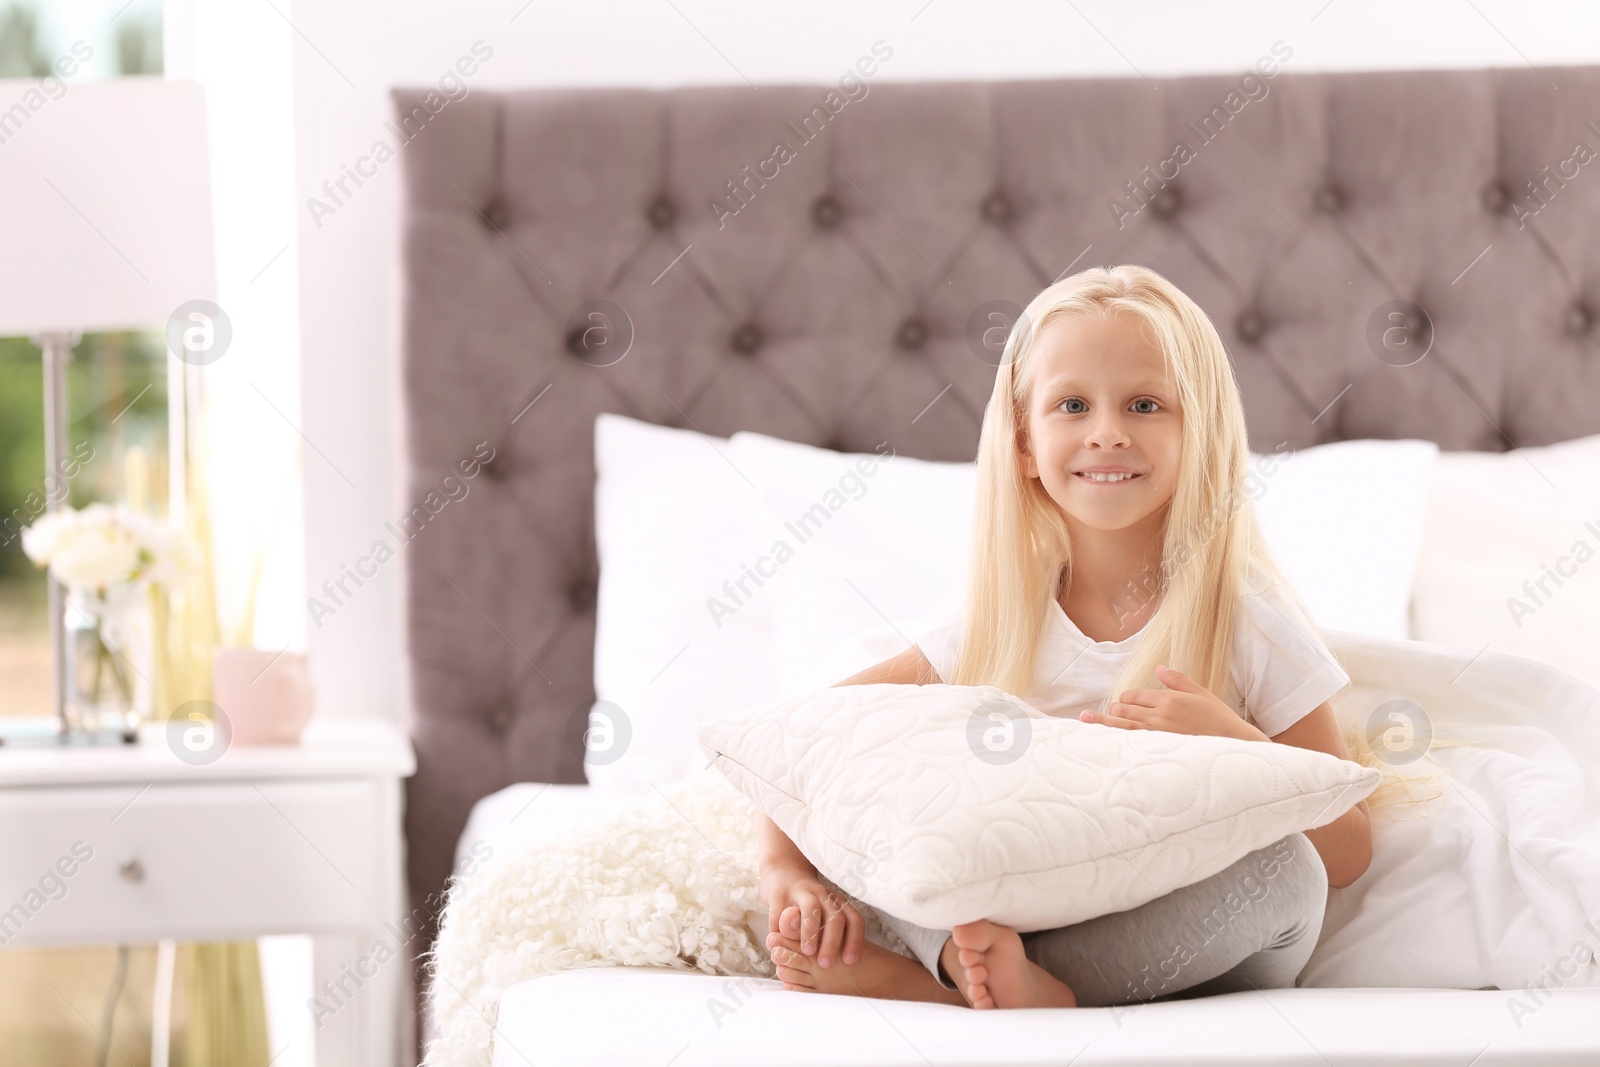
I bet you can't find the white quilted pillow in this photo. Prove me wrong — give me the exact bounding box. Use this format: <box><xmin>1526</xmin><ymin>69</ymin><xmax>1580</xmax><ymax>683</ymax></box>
<box><xmin>699</xmin><ymin>682</ymin><xmax>1380</xmax><ymax>932</ymax></box>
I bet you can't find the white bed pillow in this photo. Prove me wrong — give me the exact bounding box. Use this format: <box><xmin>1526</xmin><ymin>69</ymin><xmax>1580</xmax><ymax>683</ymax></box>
<box><xmin>590</xmin><ymin>414</ymin><xmax>782</xmax><ymax>796</ymax></box>
<box><xmin>727</xmin><ymin>431</ymin><xmax>975</xmax><ymax>697</ymax></box>
<box><xmin>1249</xmin><ymin>438</ymin><xmax>1437</xmax><ymax>640</ymax></box>
<box><xmin>699</xmin><ymin>681</ymin><xmax>1379</xmax><ymax>931</ymax></box>
<box><xmin>732</xmin><ymin>432</ymin><xmax>1438</xmax><ymax>698</ymax></box>
<box><xmin>1409</xmin><ymin>433</ymin><xmax>1600</xmax><ymax>692</ymax></box>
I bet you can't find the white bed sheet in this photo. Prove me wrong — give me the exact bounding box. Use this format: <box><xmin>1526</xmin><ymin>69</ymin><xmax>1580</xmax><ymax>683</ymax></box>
<box><xmin>453</xmin><ymin>782</ymin><xmax>646</xmax><ymax>872</ymax></box>
<box><xmin>493</xmin><ymin>967</ymin><xmax>1600</xmax><ymax>1067</ymax></box>
<box><xmin>457</xmin><ymin>783</ymin><xmax>1600</xmax><ymax>1067</ymax></box>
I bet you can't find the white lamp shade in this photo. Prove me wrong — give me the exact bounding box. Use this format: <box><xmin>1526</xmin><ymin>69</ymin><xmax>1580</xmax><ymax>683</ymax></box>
<box><xmin>0</xmin><ymin>77</ymin><xmax>217</xmax><ymax>336</ymax></box>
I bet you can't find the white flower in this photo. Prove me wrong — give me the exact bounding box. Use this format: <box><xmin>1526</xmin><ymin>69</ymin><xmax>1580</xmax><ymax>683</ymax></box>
<box><xmin>20</xmin><ymin>510</ymin><xmax>66</xmax><ymax>566</ymax></box>
<box><xmin>53</xmin><ymin>518</ymin><xmax>140</xmax><ymax>591</ymax></box>
<box><xmin>20</xmin><ymin>503</ymin><xmax>179</xmax><ymax>594</ymax></box>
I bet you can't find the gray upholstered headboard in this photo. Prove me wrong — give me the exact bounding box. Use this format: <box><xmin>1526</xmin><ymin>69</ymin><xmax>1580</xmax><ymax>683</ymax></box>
<box><xmin>393</xmin><ymin>65</ymin><xmax>1600</xmax><ymax>951</ymax></box>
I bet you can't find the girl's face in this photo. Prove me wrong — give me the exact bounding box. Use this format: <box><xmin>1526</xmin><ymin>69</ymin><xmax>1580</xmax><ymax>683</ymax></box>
<box><xmin>1017</xmin><ymin>310</ymin><xmax>1183</xmax><ymax>536</ymax></box>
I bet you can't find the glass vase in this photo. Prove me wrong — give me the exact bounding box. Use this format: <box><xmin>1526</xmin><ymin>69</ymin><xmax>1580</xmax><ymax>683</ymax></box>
<box><xmin>63</xmin><ymin>586</ymin><xmax>148</xmax><ymax>739</ymax></box>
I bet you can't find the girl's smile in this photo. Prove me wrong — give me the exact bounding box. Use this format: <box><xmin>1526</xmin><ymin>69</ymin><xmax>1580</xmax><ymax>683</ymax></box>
<box><xmin>1073</xmin><ymin>469</ymin><xmax>1142</xmax><ymax>484</ymax></box>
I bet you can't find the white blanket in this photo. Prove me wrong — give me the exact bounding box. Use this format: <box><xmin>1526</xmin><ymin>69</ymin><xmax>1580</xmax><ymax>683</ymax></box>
<box><xmin>1304</xmin><ymin>630</ymin><xmax>1600</xmax><ymax>998</ymax></box>
<box><xmin>424</xmin><ymin>632</ymin><xmax>1600</xmax><ymax>1067</ymax></box>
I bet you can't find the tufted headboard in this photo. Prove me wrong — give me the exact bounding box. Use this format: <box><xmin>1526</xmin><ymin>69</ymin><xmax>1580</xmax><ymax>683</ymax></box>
<box><xmin>393</xmin><ymin>64</ymin><xmax>1600</xmax><ymax>961</ymax></box>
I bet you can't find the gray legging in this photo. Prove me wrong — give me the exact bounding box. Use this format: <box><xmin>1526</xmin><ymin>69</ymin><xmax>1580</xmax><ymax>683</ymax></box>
<box><xmin>868</xmin><ymin>832</ymin><xmax>1329</xmax><ymax>1007</ymax></box>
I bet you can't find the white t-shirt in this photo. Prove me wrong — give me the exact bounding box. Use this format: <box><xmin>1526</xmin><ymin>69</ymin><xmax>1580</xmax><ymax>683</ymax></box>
<box><xmin>914</xmin><ymin>581</ymin><xmax>1351</xmax><ymax>738</ymax></box>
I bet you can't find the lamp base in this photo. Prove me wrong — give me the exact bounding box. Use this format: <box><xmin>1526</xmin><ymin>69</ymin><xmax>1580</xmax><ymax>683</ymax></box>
<box><xmin>32</xmin><ymin>329</ymin><xmax>80</xmax><ymax>738</ymax></box>
<box><xmin>0</xmin><ymin>715</ymin><xmax>139</xmax><ymax>747</ymax></box>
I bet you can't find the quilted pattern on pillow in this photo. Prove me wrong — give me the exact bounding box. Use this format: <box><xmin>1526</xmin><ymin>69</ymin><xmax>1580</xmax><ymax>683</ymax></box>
<box><xmin>700</xmin><ymin>682</ymin><xmax>1380</xmax><ymax>931</ymax></box>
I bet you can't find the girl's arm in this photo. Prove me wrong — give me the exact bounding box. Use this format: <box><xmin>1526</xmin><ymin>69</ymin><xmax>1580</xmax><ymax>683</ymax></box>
<box><xmin>1265</xmin><ymin>701</ymin><xmax>1374</xmax><ymax>889</ymax></box>
<box><xmin>830</xmin><ymin>642</ymin><xmax>943</xmax><ymax>686</ymax></box>
<box><xmin>754</xmin><ymin>641</ymin><xmax>940</xmax><ymax>964</ymax></box>
<box><xmin>758</xmin><ymin>643</ymin><xmax>936</xmax><ymax>878</ymax></box>
<box><xmin>757</xmin><ymin>810</ymin><xmax>814</xmax><ymax>876</ymax></box>
<box><xmin>1091</xmin><ymin>670</ymin><xmax>1373</xmax><ymax>888</ymax></box>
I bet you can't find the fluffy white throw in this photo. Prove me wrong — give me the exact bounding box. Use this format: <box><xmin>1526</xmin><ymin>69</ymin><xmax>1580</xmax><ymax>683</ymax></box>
<box><xmin>422</xmin><ymin>768</ymin><xmax>904</xmax><ymax>1067</ymax></box>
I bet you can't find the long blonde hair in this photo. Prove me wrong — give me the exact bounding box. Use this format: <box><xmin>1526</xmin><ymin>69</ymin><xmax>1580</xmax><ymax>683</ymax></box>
<box><xmin>949</xmin><ymin>264</ymin><xmax>1311</xmax><ymax>719</ymax></box>
<box><xmin>950</xmin><ymin>262</ymin><xmax>1483</xmax><ymax>821</ymax></box>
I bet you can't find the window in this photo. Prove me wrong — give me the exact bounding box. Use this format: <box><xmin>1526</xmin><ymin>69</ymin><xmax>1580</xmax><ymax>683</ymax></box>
<box><xmin>0</xmin><ymin>0</ymin><xmax>166</xmax><ymax>721</ymax></box>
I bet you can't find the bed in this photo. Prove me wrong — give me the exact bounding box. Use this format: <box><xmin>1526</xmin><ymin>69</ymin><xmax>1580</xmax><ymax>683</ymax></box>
<box><xmin>394</xmin><ymin>63</ymin><xmax>1600</xmax><ymax>1066</ymax></box>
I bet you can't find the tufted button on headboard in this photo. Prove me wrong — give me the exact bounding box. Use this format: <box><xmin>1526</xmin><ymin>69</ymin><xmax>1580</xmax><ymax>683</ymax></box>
<box><xmin>895</xmin><ymin>315</ymin><xmax>931</xmax><ymax>351</ymax></box>
<box><xmin>811</xmin><ymin>191</ymin><xmax>845</xmax><ymax>229</ymax></box>
<box><xmin>1564</xmin><ymin>299</ymin><xmax>1595</xmax><ymax>337</ymax></box>
<box><xmin>729</xmin><ymin>321</ymin><xmax>765</xmax><ymax>355</ymax></box>
<box><xmin>646</xmin><ymin>193</ymin><xmax>677</xmax><ymax>230</ymax></box>
<box><xmin>1234</xmin><ymin>307</ymin><xmax>1268</xmax><ymax>344</ymax></box>
<box><xmin>392</xmin><ymin>66</ymin><xmax>1600</xmax><ymax>977</ymax></box>
<box><xmin>1312</xmin><ymin>181</ymin><xmax>1347</xmax><ymax>216</ymax></box>
<box><xmin>1148</xmin><ymin>184</ymin><xmax>1183</xmax><ymax>219</ymax></box>
<box><xmin>980</xmin><ymin>189</ymin><xmax>1016</xmax><ymax>225</ymax></box>
<box><xmin>1481</xmin><ymin>180</ymin><xmax>1514</xmax><ymax>215</ymax></box>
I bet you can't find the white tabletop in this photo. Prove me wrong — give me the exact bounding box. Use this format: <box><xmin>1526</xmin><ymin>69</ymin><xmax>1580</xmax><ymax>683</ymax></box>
<box><xmin>0</xmin><ymin>716</ymin><xmax>415</xmax><ymax>786</ymax></box>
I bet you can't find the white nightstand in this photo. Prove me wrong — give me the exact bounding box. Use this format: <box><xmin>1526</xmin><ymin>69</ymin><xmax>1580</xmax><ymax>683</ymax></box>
<box><xmin>0</xmin><ymin>717</ymin><xmax>415</xmax><ymax>1067</ymax></box>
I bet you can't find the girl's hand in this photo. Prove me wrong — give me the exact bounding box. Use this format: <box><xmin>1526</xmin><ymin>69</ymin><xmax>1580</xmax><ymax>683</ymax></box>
<box><xmin>1080</xmin><ymin>665</ymin><xmax>1268</xmax><ymax>742</ymax></box>
<box><xmin>759</xmin><ymin>863</ymin><xmax>864</xmax><ymax>967</ymax></box>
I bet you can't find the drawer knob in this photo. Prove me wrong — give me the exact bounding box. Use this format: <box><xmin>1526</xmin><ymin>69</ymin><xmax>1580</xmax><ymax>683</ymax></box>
<box><xmin>119</xmin><ymin>859</ymin><xmax>146</xmax><ymax>885</ymax></box>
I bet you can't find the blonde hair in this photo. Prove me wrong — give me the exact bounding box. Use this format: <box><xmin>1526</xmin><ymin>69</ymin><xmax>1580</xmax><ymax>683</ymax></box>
<box><xmin>1338</xmin><ymin>726</ymin><xmax>1470</xmax><ymax>821</ymax></box>
<box><xmin>950</xmin><ymin>263</ymin><xmax>1478</xmax><ymax>819</ymax></box>
<box><xmin>950</xmin><ymin>263</ymin><xmax>1302</xmax><ymax>716</ymax></box>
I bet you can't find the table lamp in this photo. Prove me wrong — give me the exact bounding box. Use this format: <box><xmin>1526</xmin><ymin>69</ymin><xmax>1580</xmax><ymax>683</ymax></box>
<box><xmin>0</xmin><ymin>77</ymin><xmax>217</xmax><ymax>742</ymax></box>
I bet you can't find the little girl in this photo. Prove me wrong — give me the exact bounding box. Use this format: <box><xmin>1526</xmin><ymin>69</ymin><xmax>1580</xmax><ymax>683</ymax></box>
<box><xmin>756</xmin><ymin>264</ymin><xmax>1373</xmax><ymax>1009</ymax></box>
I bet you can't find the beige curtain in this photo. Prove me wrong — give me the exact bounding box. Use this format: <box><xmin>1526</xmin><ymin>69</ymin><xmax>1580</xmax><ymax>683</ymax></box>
<box><xmin>179</xmin><ymin>942</ymin><xmax>270</xmax><ymax>1067</ymax></box>
<box><xmin>160</xmin><ymin>381</ymin><xmax>270</xmax><ymax>1067</ymax></box>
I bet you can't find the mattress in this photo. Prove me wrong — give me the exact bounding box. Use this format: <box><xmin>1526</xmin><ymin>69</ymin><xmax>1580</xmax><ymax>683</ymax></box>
<box><xmin>458</xmin><ymin>783</ymin><xmax>1600</xmax><ymax>1067</ymax></box>
<box><xmin>494</xmin><ymin>966</ymin><xmax>1600</xmax><ymax>1066</ymax></box>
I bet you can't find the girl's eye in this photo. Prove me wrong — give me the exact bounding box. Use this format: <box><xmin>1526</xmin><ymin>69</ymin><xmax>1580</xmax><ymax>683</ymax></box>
<box><xmin>1057</xmin><ymin>397</ymin><xmax>1159</xmax><ymax>415</ymax></box>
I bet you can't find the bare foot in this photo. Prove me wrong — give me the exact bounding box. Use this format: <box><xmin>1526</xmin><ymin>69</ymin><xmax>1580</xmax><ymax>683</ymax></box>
<box><xmin>945</xmin><ymin>920</ymin><xmax>1077</xmax><ymax>1010</ymax></box>
<box><xmin>767</xmin><ymin>931</ymin><xmax>966</xmax><ymax>1006</ymax></box>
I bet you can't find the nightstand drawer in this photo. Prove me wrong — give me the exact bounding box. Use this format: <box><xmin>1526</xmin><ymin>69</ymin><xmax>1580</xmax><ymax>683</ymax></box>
<box><xmin>0</xmin><ymin>779</ymin><xmax>381</xmax><ymax>947</ymax></box>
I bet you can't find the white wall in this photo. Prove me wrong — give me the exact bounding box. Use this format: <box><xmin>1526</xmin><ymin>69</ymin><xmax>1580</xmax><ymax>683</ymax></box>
<box><xmin>165</xmin><ymin>0</ymin><xmax>305</xmax><ymax>657</ymax></box>
<box><xmin>287</xmin><ymin>0</ymin><xmax>1600</xmax><ymax>723</ymax></box>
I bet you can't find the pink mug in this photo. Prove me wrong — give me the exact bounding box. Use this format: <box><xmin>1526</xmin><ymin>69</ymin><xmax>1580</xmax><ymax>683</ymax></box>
<box><xmin>211</xmin><ymin>647</ymin><xmax>316</xmax><ymax>744</ymax></box>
